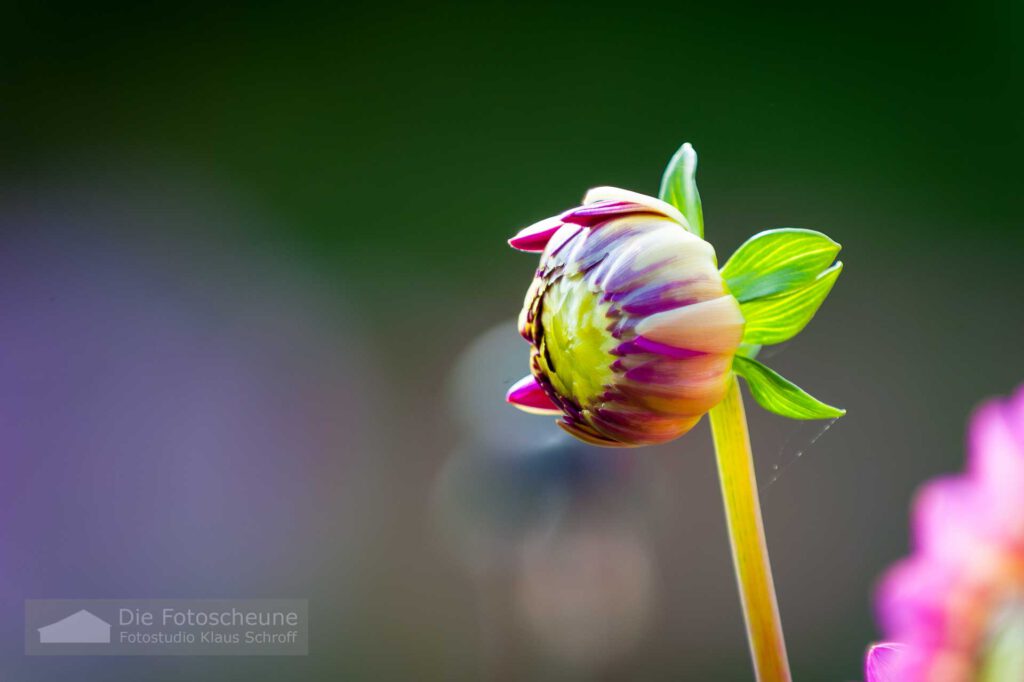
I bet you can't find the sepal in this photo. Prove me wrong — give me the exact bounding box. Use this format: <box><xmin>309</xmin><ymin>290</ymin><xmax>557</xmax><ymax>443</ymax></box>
<box><xmin>733</xmin><ymin>355</ymin><xmax>845</xmax><ymax>419</ymax></box>
<box><xmin>721</xmin><ymin>228</ymin><xmax>840</xmax><ymax>302</ymax></box>
<box><xmin>657</xmin><ymin>143</ymin><xmax>704</xmax><ymax>238</ymax></box>
<box><xmin>739</xmin><ymin>261</ymin><xmax>842</xmax><ymax>345</ymax></box>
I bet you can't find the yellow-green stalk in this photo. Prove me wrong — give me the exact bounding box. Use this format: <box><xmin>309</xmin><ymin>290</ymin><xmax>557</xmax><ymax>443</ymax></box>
<box><xmin>710</xmin><ymin>376</ymin><xmax>790</xmax><ymax>682</ymax></box>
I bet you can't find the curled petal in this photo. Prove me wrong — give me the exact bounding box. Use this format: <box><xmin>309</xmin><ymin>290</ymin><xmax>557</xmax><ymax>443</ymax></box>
<box><xmin>595</xmin><ymin>221</ymin><xmax>717</xmax><ymax>295</ymax></box>
<box><xmin>509</xmin><ymin>216</ymin><xmax>565</xmax><ymax>252</ymax></box>
<box><xmin>588</xmin><ymin>406</ymin><xmax>699</xmax><ymax>446</ymax></box>
<box><xmin>634</xmin><ymin>295</ymin><xmax>745</xmax><ymax>354</ymax></box>
<box><xmin>583</xmin><ymin>186</ymin><xmax>689</xmax><ymax>229</ymax></box>
<box><xmin>562</xmin><ymin>201</ymin><xmax>650</xmax><ymax>226</ymax></box>
<box><xmin>617</xmin><ymin>336</ymin><xmax>706</xmax><ymax>359</ymax></box>
<box><xmin>557</xmin><ymin>418</ymin><xmax>622</xmax><ymax>447</ymax></box>
<box><xmin>506</xmin><ymin>375</ymin><xmax>562</xmax><ymax>415</ymax></box>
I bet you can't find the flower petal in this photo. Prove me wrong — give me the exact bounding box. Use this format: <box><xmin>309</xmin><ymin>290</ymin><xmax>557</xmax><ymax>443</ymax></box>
<box><xmin>966</xmin><ymin>400</ymin><xmax>1024</xmax><ymax>544</ymax></box>
<box><xmin>588</xmin><ymin>403</ymin><xmax>701</xmax><ymax>444</ymax></box>
<box><xmin>875</xmin><ymin>556</ymin><xmax>955</xmax><ymax>642</ymax></box>
<box><xmin>617</xmin><ymin>336</ymin><xmax>706</xmax><ymax>359</ymax></box>
<box><xmin>911</xmin><ymin>476</ymin><xmax>992</xmax><ymax>561</ymax></box>
<box><xmin>582</xmin><ymin>186</ymin><xmax>690</xmax><ymax>229</ymax></box>
<box><xmin>562</xmin><ymin>201</ymin><xmax>650</xmax><ymax>226</ymax></box>
<box><xmin>557</xmin><ymin>418</ymin><xmax>623</xmax><ymax>447</ymax></box>
<box><xmin>506</xmin><ymin>375</ymin><xmax>562</xmax><ymax>415</ymax></box>
<box><xmin>509</xmin><ymin>216</ymin><xmax>566</xmax><ymax>252</ymax></box>
<box><xmin>968</xmin><ymin>399</ymin><xmax>1024</xmax><ymax>509</ymax></box>
<box><xmin>864</xmin><ymin>642</ymin><xmax>905</xmax><ymax>682</ymax></box>
<box><xmin>634</xmin><ymin>295</ymin><xmax>745</xmax><ymax>354</ymax></box>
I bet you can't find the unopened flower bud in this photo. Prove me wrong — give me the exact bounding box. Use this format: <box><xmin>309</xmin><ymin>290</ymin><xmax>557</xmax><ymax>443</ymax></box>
<box><xmin>507</xmin><ymin>187</ymin><xmax>743</xmax><ymax>447</ymax></box>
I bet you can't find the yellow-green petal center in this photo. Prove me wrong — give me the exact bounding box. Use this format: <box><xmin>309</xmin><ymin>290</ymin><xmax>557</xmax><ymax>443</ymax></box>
<box><xmin>538</xmin><ymin>275</ymin><xmax>616</xmax><ymax>407</ymax></box>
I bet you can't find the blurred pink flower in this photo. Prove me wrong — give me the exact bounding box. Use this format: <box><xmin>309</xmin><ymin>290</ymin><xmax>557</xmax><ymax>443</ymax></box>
<box><xmin>863</xmin><ymin>642</ymin><xmax>904</xmax><ymax>682</ymax></box>
<box><xmin>872</xmin><ymin>384</ymin><xmax>1024</xmax><ymax>681</ymax></box>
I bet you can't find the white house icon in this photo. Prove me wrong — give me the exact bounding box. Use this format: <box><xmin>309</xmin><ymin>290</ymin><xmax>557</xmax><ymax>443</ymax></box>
<box><xmin>38</xmin><ymin>609</ymin><xmax>111</xmax><ymax>644</ymax></box>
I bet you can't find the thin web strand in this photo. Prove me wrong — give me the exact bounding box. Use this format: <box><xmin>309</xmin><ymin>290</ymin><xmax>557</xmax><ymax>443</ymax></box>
<box><xmin>761</xmin><ymin>418</ymin><xmax>839</xmax><ymax>492</ymax></box>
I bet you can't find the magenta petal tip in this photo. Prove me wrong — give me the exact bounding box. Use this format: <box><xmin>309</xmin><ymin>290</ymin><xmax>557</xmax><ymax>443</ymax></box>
<box><xmin>506</xmin><ymin>375</ymin><xmax>561</xmax><ymax>415</ymax></box>
<box><xmin>509</xmin><ymin>217</ymin><xmax>564</xmax><ymax>252</ymax></box>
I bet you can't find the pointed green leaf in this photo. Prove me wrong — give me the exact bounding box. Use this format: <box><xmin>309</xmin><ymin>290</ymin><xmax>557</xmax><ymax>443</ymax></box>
<box><xmin>721</xmin><ymin>228</ymin><xmax>841</xmax><ymax>302</ymax></box>
<box><xmin>658</xmin><ymin>143</ymin><xmax>704</xmax><ymax>238</ymax></box>
<box><xmin>733</xmin><ymin>355</ymin><xmax>845</xmax><ymax>419</ymax></box>
<box><xmin>740</xmin><ymin>261</ymin><xmax>842</xmax><ymax>345</ymax></box>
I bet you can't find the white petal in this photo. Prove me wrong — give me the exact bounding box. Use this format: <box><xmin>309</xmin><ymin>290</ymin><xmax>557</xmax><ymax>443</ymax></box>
<box><xmin>635</xmin><ymin>295</ymin><xmax>744</xmax><ymax>354</ymax></box>
<box><xmin>583</xmin><ymin>186</ymin><xmax>690</xmax><ymax>231</ymax></box>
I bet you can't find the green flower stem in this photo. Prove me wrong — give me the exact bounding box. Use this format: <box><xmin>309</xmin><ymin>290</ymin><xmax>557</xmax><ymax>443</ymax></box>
<box><xmin>708</xmin><ymin>375</ymin><xmax>792</xmax><ymax>682</ymax></box>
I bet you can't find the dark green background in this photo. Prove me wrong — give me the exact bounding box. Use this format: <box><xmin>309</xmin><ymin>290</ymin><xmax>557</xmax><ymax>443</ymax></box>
<box><xmin>3</xmin><ymin>2</ymin><xmax>1022</xmax><ymax>680</ymax></box>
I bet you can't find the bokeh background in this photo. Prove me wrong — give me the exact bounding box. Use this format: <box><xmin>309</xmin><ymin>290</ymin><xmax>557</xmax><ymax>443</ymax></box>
<box><xmin>2</xmin><ymin>2</ymin><xmax>1022</xmax><ymax>680</ymax></box>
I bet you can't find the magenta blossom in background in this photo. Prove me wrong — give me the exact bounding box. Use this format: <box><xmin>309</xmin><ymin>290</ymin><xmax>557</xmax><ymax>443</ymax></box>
<box><xmin>864</xmin><ymin>642</ymin><xmax>904</xmax><ymax>682</ymax></box>
<box><xmin>871</xmin><ymin>384</ymin><xmax>1024</xmax><ymax>681</ymax></box>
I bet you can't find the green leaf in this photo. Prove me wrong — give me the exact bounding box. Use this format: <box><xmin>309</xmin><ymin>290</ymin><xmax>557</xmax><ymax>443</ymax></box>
<box><xmin>740</xmin><ymin>261</ymin><xmax>842</xmax><ymax>345</ymax></box>
<box><xmin>658</xmin><ymin>143</ymin><xmax>704</xmax><ymax>238</ymax></box>
<box><xmin>733</xmin><ymin>355</ymin><xmax>845</xmax><ymax>419</ymax></box>
<box><xmin>721</xmin><ymin>228</ymin><xmax>841</xmax><ymax>303</ymax></box>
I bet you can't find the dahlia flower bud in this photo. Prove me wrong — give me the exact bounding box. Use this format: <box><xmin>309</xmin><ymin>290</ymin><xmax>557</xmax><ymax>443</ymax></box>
<box><xmin>508</xmin><ymin>187</ymin><xmax>742</xmax><ymax>446</ymax></box>
<box><xmin>506</xmin><ymin>143</ymin><xmax>845</xmax><ymax>447</ymax></box>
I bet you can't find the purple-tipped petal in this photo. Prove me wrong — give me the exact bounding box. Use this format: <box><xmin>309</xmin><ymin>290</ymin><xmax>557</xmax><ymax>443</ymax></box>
<box><xmin>582</xmin><ymin>186</ymin><xmax>689</xmax><ymax>228</ymax></box>
<box><xmin>635</xmin><ymin>295</ymin><xmax>745</xmax><ymax>354</ymax></box>
<box><xmin>544</xmin><ymin>224</ymin><xmax>583</xmax><ymax>258</ymax></box>
<box><xmin>557</xmin><ymin>418</ymin><xmax>623</xmax><ymax>447</ymax></box>
<box><xmin>509</xmin><ymin>216</ymin><xmax>565</xmax><ymax>252</ymax></box>
<box><xmin>627</xmin><ymin>336</ymin><xmax>705</xmax><ymax>359</ymax></box>
<box><xmin>864</xmin><ymin>643</ymin><xmax>904</xmax><ymax>682</ymax></box>
<box><xmin>506</xmin><ymin>375</ymin><xmax>562</xmax><ymax>415</ymax></box>
<box><xmin>562</xmin><ymin>201</ymin><xmax>657</xmax><ymax>227</ymax></box>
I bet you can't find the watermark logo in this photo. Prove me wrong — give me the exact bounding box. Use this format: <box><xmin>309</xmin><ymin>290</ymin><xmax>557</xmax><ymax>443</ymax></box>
<box><xmin>26</xmin><ymin>599</ymin><xmax>308</xmax><ymax>656</ymax></box>
<box><xmin>38</xmin><ymin>609</ymin><xmax>111</xmax><ymax>644</ymax></box>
